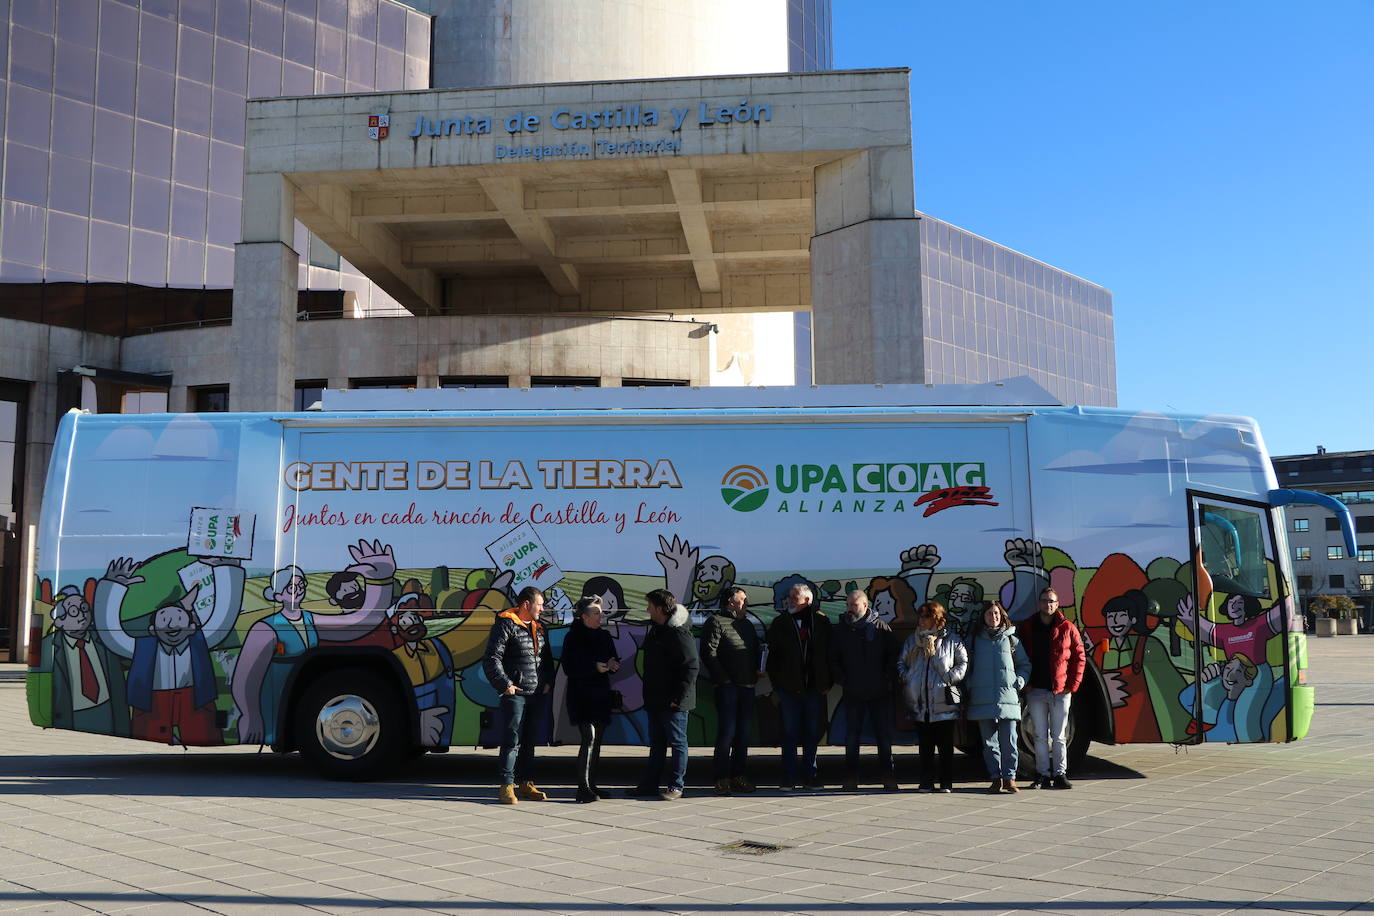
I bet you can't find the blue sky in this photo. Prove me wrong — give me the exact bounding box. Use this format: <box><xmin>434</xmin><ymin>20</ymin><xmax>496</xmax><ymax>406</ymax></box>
<box><xmin>834</xmin><ymin>1</ymin><xmax>1372</xmax><ymax>458</ymax></box>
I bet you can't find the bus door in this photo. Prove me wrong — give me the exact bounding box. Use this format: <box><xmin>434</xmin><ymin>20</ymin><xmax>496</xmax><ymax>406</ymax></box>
<box><xmin>1186</xmin><ymin>492</ymin><xmax>1290</xmax><ymax>743</ymax></box>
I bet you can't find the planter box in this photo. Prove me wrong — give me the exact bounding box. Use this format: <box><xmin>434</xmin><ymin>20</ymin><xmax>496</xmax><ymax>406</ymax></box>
<box><xmin>1337</xmin><ymin>618</ymin><xmax>1359</xmax><ymax>635</ymax></box>
<box><xmin>1316</xmin><ymin>617</ymin><xmax>1337</xmax><ymax>637</ymax></box>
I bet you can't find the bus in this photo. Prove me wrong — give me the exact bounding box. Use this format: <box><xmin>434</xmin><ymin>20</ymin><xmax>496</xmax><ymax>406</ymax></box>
<box><xmin>26</xmin><ymin>382</ymin><xmax>1351</xmax><ymax>777</ymax></box>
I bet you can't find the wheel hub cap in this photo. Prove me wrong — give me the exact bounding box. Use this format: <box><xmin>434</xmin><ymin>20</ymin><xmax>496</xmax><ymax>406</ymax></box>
<box><xmin>315</xmin><ymin>694</ymin><xmax>381</xmax><ymax>760</ymax></box>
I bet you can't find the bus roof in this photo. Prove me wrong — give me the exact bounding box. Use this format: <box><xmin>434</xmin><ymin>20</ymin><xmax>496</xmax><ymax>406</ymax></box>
<box><xmin>322</xmin><ymin>378</ymin><xmax>1064</xmax><ymax>412</ymax></box>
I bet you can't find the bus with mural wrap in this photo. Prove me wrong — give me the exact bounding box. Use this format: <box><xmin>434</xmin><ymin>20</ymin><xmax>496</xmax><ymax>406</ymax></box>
<box><xmin>26</xmin><ymin>382</ymin><xmax>1353</xmax><ymax>778</ymax></box>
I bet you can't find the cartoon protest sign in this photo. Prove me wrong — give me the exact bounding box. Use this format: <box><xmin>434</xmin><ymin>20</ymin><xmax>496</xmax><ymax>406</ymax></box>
<box><xmin>486</xmin><ymin>522</ymin><xmax>563</xmax><ymax>591</ymax></box>
<box><xmin>187</xmin><ymin>508</ymin><xmax>255</xmax><ymax>560</ymax></box>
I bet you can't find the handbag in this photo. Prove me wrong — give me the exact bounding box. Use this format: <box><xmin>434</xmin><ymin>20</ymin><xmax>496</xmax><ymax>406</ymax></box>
<box><xmin>944</xmin><ymin>684</ymin><xmax>962</xmax><ymax>707</ymax></box>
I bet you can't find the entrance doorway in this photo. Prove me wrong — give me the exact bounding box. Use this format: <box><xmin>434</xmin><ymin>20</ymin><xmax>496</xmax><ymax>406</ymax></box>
<box><xmin>0</xmin><ymin>380</ymin><xmax>28</xmax><ymax>663</ymax></box>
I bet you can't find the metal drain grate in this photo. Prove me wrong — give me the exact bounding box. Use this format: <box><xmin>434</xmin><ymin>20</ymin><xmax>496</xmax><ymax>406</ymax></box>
<box><xmin>719</xmin><ymin>840</ymin><xmax>788</xmax><ymax>856</ymax></box>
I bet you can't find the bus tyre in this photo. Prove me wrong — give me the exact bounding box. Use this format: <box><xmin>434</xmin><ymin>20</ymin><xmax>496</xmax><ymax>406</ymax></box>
<box><xmin>294</xmin><ymin>668</ymin><xmax>406</xmax><ymax>780</ymax></box>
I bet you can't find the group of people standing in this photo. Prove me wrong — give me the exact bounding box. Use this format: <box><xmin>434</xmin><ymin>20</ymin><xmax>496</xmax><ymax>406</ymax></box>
<box><xmin>481</xmin><ymin>580</ymin><xmax>1085</xmax><ymax>803</ymax></box>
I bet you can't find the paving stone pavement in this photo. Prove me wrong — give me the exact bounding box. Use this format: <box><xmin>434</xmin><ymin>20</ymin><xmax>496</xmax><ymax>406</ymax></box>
<box><xmin>2</xmin><ymin>637</ymin><xmax>1373</xmax><ymax>915</ymax></box>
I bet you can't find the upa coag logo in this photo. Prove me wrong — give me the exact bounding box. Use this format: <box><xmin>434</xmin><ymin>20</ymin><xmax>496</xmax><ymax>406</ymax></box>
<box><xmin>720</xmin><ymin>465</ymin><xmax>770</xmax><ymax>512</ymax></box>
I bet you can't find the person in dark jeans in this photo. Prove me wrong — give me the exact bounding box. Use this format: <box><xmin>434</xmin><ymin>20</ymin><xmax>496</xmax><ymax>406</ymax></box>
<box><xmin>482</xmin><ymin>586</ymin><xmax>554</xmax><ymax>804</ymax></box>
<box><xmin>701</xmin><ymin>585</ymin><xmax>762</xmax><ymax>795</ymax></box>
<box><xmin>559</xmin><ymin>596</ymin><xmax>620</xmax><ymax>802</ymax></box>
<box><xmin>633</xmin><ymin>588</ymin><xmax>700</xmax><ymax>800</ymax></box>
<box><xmin>765</xmin><ymin>582</ymin><xmax>834</xmax><ymax>790</ymax></box>
<box><xmin>830</xmin><ymin>590</ymin><xmax>899</xmax><ymax>791</ymax></box>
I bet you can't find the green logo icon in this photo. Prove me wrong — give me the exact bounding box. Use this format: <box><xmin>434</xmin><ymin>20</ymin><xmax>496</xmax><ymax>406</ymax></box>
<box><xmin>720</xmin><ymin>465</ymin><xmax>769</xmax><ymax>512</ymax></box>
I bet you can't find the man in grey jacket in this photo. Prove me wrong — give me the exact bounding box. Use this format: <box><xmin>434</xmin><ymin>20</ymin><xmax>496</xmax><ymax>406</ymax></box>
<box><xmin>830</xmin><ymin>590</ymin><xmax>899</xmax><ymax>791</ymax></box>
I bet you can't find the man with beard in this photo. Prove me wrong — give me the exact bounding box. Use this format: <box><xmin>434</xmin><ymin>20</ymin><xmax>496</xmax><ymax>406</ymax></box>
<box><xmin>388</xmin><ymin>598</ymin><xmax>459</xmax><ymax>747</ymax></box>
<box><xmin>96</xmin><ymin>555</ymin><xmax>245</xmax><ymax>744</ymax></box>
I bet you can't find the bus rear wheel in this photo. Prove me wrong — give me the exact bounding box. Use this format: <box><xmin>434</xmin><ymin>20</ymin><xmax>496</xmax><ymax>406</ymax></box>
<box><xmin>294</xmin><ymin>668</ymin><xmax>406</xmax><ymax>780</ymax></box>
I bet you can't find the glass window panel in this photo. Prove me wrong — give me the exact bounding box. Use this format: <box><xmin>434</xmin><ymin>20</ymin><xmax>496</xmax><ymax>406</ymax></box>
<box><xmin>318</xmin><ymin>0</ymin><xmax>346</xmax><ymax>29</ymax></box>
<box><xmin>121</xmin><ymin>391</ymin><xmax>169</xmax><ymax>414</ymax></box>
<box><xmin>216</xmin><ymin>0</ymin><xmax>250</xmax><ymax>44</ymax></box>
<box><xmin>205</xmin><ymin>244</ymin><xmax>234</xmax><ymax>286</ymax></box>
<box><xmin>349</xmin><ymin>0</ymin><xmax>378</xmax><ymax>38</ymax></box>
<box><xmin>316</xmin><ymin>72</ymin><xmax>343</xmax><ymax>94</ymax></box>
<box><xmin>213</xmin><ymin>37</ymin><xmax>249</xmax><ymax>94</ymax></box>
<box><xmin>175</xmin><ymin>79</ymin><xmax>212</xmax><ymax>134</ymax></box>
<box><xmin>91</xmin><ymin>164</ymin><xmax>133</xmax><ymax>223</ymax></box>
<box><xmin>168</xmin><ymin>237</ymin><xmax>205</xmax><ymax>286</ymax></box>
<box><xmin>54</xmin><ymin>39</ymin><xmax>96</xmax><ymax>101</ymax></box>
<box><xmin>206</xmin><ymin>192</ymin><xmax>241</xmax><ymax>247</ymax></box>
<box><xmin>346</xmin><ymin>36</ymin><xmax>375</xmax><ymax>84</ymax></box>
<box><xmin>135</xmin><ymin>66</ymin><xmax>175</xmax><ymax>126</ymax></box>
<box><xmin>208</xmin><ymin>141</ymin><xmax>245</xmax><ymax>195</ymax></box>
<box><xmin>315</xmin><ymin>24</ymin><xmax>344</xmax><ymax>76</ymax></box>
<box><xmin>178</xmin><ymin>26</ymin><xmax>213</xmax><ymax>83</ymax></box>
<box><xmin>180</xmin><ymin>0</ymin><xmax>216</xmax><ymax>32</ymax></box>
<box><xmin>286</xmin><ymin>0</ymin><xmax>315</xmax><ymax>14</ymax></box>
<box><xmin>248</xmin><ymin>49</ymin><xmax>282</xmax><ymax>97</ymax></box>
<box><xmin>143</xmin><ymin>0</ymin><xmax>178</xmax><ymax>20</ymax></box>
<box><xmin>46</xmin><ymin>212</ymin><xmax>90</xmax><ymax>274</ymax></box>
<box><xmin>7</xmin><ymin>84</ymin><xmax>54</xmax><ymax>148</ymax></box>
<box><xmin>129</xmin><ymin>227</ymin><xmax>169</xmax><ymax>283</ymax></box>
<box><xmin>211</xmin><ymin>89</ymin><xmax>247</xmax><ymax>144</ymax></box>
<box><xmin>135</xmin><ymin>118</ymin><xmax>173</xmax><ymax>176</ymax></box>
<box><xmin>172</xmin><ymin>130</ymin><xmax>209</xmax><ymax>187</ymax></box>
<box><xmin>171</xmin><ymin>184</ymin><xmax>207</xmax><ymax>240</ymax></box>
<box><xmin>404</xmin><ymin>10</ymin><xmax>428</xmax><ymax>58</ymax></box>
<box><xmin>282</xmin><ymin>60</ymin><xmax>313</xmax><ymax>94</ymax></box>
<box><xmin>378</xmin><ymin>2</ymin><xmax>404</xmax><ymax>49</ymax></box>
<box><xmin>52</xmin><ymin>97</ymin><xmax>95</xmax><ymax>158</ymax></box>
<box><xmin>193</xmin><ymin>386</ymin><xmax>230</xmax><ymax>412</ymax></box>
<box><xmin>132</xmin><ymin>174</ymin><xmax>171</xmax><ymax>231</ymax></box>
<box><xmin>250</xmin><ymin>0</ymin><xmax>284</xmax><ymax>56</ymax></box>
<box><xmin>1</xmin><ymin>201</ymin><xmax>47</xmax><ymax>265</ymax></box>
<box><xmin>4</xmin><ymin>143</ymin><xmax>50</xmax><ymax>207</ymax></box>
<box><xmin>284</xmin><ymin>13</ymin><xmax>314</xmax><ymax>65</ymax></box>
<box><xmin>96</xmin><ymin>53</ymin><xmax>136</xmax><ymax>113</ymax></box>
<box><xmin>99</xmin><ymin>0</ymin><xmax>138</xmax><ymax>59</ymax></box>
<box><xmin>139</xmin><ymin>12</ymin><xmax>177</xmax><ymax>72</ymax></box>
<box><xmin>59</xmin><ymin>0</ymin><xmax>99</xmax><ymax>47</ymax></box>
<box><xmin>88</xmin><ymin>220</ymin><xmax>130</xmax><ymax>280</ymax></box>
<box><xmin>49</xmin><ymin>154</ymin><xmax>92</xmax><ymax>216</ymax></box>
<box><xmin>375</xmin><ymin>47</ymin><xmax>402</xmax><ymax>89</ymax></box>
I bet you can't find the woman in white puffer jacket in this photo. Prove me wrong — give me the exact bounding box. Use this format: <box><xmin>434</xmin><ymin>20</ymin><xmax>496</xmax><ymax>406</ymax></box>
<box><xmin>898</xmin><ymin>601</ymin><xmax>968</xmax><ymax>792</ymax></box>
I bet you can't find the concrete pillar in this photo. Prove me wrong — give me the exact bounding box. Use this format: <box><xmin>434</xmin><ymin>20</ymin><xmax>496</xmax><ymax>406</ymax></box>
<box><xmin>810</xmin><ymin>148</ymin><xmax>923</xmax><ymax>385</ymax></box>
<box><xmin>231</xmin><ymin>174</ymin><xmax>298</xmax><ymax>411</ymax></box>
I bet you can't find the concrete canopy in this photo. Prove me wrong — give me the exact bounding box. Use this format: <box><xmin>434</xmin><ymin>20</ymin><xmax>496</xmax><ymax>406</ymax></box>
<box><xmin>233</xmin><ymin>69</ymin><xmax>919</xmax><ymax>409</ymax></box>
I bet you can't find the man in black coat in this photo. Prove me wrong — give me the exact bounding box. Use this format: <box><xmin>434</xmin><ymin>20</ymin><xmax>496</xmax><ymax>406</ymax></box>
<box><xmin>830</xmin><ymin>590</ymin><xmax>899</xmax><ymax>791</ymax></box>
<box><xmin>483</xmin><ymin>586</ymin><xmax>555</xmax><ymax>804</ymax></box>
<box><xmin>633</xmin><ymin>588</ymin><xmax>700</xmax><ymax>800</ymax></box>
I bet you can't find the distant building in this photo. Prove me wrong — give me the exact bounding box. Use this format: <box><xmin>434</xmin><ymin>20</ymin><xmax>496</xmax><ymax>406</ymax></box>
<box><xmin>1271</xmin><ymin>447</ymin><xmax>1374</xmax><ymax>627</ymax></box>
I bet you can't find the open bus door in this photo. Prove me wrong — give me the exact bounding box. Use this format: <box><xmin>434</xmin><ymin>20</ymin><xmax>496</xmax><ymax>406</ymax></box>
<box><xmin>1187</xmin><ymin>492</ymin><xmax>1294</xmax><ymax>743</ymax></box>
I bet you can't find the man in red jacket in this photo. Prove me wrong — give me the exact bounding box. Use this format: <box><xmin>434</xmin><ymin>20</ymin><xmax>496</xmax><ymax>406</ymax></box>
<box><xmin>1017</xmin><ymin>588</ymin><xmax>1085</xmax><ymax>789</ymax></box>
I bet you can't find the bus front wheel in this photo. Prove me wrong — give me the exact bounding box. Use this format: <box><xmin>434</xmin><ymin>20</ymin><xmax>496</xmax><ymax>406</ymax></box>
<box><xmin>293</xmin><ymin>668</ymin><xmax>406</xmax><ymax>780</ymax></box>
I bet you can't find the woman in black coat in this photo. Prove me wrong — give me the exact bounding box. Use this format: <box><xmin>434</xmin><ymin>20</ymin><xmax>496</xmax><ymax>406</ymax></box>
<box><xmin>560</xmin><ymin>596</ymin><xmax>621</xmax><ymax>802</ymax></box>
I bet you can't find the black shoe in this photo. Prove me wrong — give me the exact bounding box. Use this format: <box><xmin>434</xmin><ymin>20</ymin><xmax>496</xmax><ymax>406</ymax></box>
<box><xmin>1026</xmin><ymin>776</ymin><xmax>1047</xmax><ymax>790</ymax></box>
<box><xmin>574</xmin><ymin>787</ymin><xmax>597</xmax><ymax>804</ymax></box>
<box><xmin>590</xmin><ymin>786</ymin><xmax>613</xmax><ymax>800</ymax></box>
<box><xmin>918</xmin><ymin>783</ymin><xmax>935</xmax><ymax>793</ymax></box>
<box><xmin>627</xmin><ymin>784</ymin><xmax>659</xmax><ymax>798</ymax></box>
<box><xmin>1052</xmin><ymin>774</ymin><xmax>1073</xmax><ymax>789</ymax></box>
<box><xmin>938</xmin><ymin>783</ymin><xmax>952</xmax><ymax>794</ymax></box>
<box><xmin>804</xmin><ymin>778</ymin><xmax>826</xmax><ymax>789</ymax></box>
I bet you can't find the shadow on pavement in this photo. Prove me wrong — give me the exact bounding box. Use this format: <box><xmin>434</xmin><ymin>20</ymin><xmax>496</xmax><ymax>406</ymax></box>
<box><xmin>0</xmin><ymin>747</ymin><xmax>1140</xmax><ymax>801</ymax></box>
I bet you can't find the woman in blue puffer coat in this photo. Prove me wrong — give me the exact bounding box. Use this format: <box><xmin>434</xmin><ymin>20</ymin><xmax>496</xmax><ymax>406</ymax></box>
<box><xmin>966</xmin><ymin>601</ymin><xmax>1031</xmax><ymax>794</ymax></box>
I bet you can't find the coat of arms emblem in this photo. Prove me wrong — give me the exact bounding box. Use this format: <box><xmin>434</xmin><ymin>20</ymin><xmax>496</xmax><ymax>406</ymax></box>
<box><xmin>368</xmin><ymin>113</ymin><xmax>390</xmax><ymax>140</ymax></box>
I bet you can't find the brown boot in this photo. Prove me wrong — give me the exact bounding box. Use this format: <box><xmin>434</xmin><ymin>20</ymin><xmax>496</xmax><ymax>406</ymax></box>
<box><xmin>497</xmin><ymin>784</ymin><xmax>518</xmax><ymax>805</ymax></box>
<box><xmin>1002</xmin><ymin>778</ymin><xmax>1019</xmax><ymax>794</ymax></box>
<box><xmin>988</xmin><ymin>779</ymin><xmax>1002</xmax><ymax>794</ymax></box>
<box><xmin>729</xmin><ymin>776</ymin><xmax>757</xmax><ymax>793</ymax></box>
<box><xmin>516</xmin><ymin>781</ymin><xmax>548</xmax><ymax>801</ymax></box>
<box><xmin>714</xmin><ymin>778</ymin><xmax>732</xmax><ymax>796</ymax></box>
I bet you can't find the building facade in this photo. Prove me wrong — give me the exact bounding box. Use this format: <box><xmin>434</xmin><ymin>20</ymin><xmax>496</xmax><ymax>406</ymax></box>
<box><xmin>0</xmin><ymin>0</ymin><xmax>1113</xmax><ymax>660</ymax></box>
<box><xmin>1272</xmin><ymin>448</ymin><xmax>1374</xmax><ymax>627</ymax></box>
